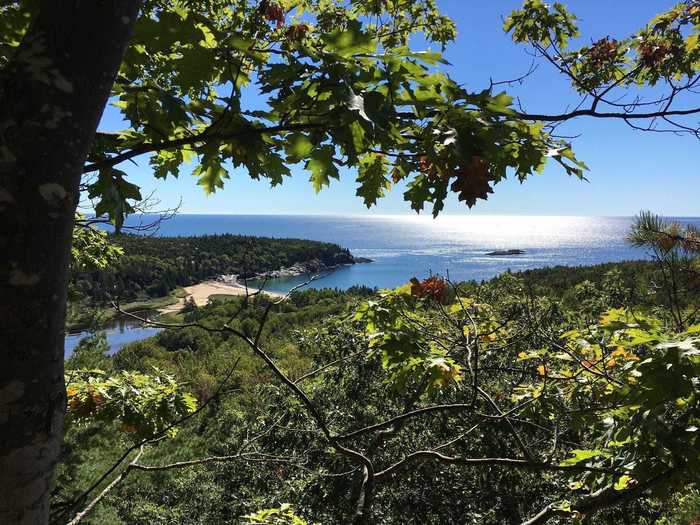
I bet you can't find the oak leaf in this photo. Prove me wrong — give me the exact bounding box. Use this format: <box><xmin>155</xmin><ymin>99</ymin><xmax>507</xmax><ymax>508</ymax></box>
<box><xmin>450</xmin><ymin>156</ymin><xmax>494</xmax><ymax>208</ymax></box>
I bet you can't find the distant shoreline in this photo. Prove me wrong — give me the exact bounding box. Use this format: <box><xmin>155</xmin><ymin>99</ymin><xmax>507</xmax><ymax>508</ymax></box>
<box><xmin>160</xmin><ymin>258</ymin><xmax>367</xmax><ymax>314</ymax></box>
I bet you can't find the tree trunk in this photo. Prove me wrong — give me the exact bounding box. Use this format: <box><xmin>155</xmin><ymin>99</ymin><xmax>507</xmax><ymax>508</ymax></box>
<box><xmin>0</xmin><ymin>2</ymin><xmax>140</xmax><ymax>523</ymax></box>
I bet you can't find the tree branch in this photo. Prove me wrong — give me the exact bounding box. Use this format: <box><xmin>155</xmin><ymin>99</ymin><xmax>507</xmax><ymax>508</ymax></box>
<box><xmin>111</xmin><ymin>293</ymin><xmax>377</xmax><ymax>524</ymax></box>
<box><xmin>521</xmin><ymin>466</ymin><xmax>681</xmax><ymax>525</ymax></box>
<box><xmin>515</xmin><ymin>106</ymin><xmax>700</xmax><ymax>123</ymax></box>
<box><xmin>374</xmin><ymin>451</ymin><xmax>618</xmax><ymax>482</ymax></box>
<box><xmin>83</xmin><ymin>122</ymin><xmax>325</xmax><ymax>173</ymax></box>
<box><xmin>338</xmin><ymin>394</ymin><xmax>540</xmax><ymax>441</ymax></box>
<box><xmin>66</xmin><ymin>446</ymin><xmax>146</xmax><ymax>525</ymax></box>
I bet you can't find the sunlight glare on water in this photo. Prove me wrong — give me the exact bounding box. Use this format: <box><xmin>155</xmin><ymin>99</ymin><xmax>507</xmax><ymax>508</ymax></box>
<box><xmin>119</xmin><ymin>214</ymin><xmax>700</xmax><ymax>292</ymax></box>
<box><xmin>370</xmin><ymin>214</ymin><xmax>617</xmax><ymax>249</ymax></box>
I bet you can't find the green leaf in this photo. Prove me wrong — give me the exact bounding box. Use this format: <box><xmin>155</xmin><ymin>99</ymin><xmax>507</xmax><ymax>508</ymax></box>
<box><xmin>285</xmin><ymin>133</ymin><xmax>315</xmax><ymax>163</ymax></box>
<box><xmin>177</xmin><ymin>47</ymin><xmax>215</xmax><ymax>92</ymax></box>
<box><xmin>65</xmin><ymin>368</ymin><xmax>197</xmax><ymax>440</ymax></box>
<box><xmin>362</xmin><ymin>91</ymin><xmax>389</xmax><ymax>129</ymax></box>
<box><xmin>395</xmin><ymin>47</ymin><xmax>450</xmax><ymax>65</ymax></box>
<box><xmin>322</xmin><ymin>20</ymin><xmax>375</xmax><ymax>57</ymax></box>
<box><xmin>87</xmin><ymin>168</ymin><xmax>141</xmax><ymax>232</ymax></box>
<box><xmin>71</xmin><ymin>218</ymin><xmax>123</xmax><ymax>270</ymax></box>
<box><xmin>486</xmin><ymin>91</ymin><xmax>515</xmax><ymax>114</ymax></box>
<box><xmin>686</xmin><ymin>324</ymin><xmax>700</xmax><ymax>334</ymax></box>
<box><xmin>404</xmin><ymin>175</ymin><xmax>430</xmax><ymax>213</ymax></box>
<box><xmin>194</xmin><ymin>158</ymin><xmax>228</xmax><ymax>194</ymax></box>
<box><xmin>258</xmin><ymin>152</ymin><xmax>291</xmax><ymax>186</ymax></box>
<box><xmin>560</xmin><ymin>449</ymin><xmax>610</xmax><ymax>466</ymax></box>
<box><xmin>305</xmin><ymin>146</ymin><xmax>339</xmax><ymax>192</ymax></box>
<box><xmin>356</xmin><ymin>153</ymin><xmax>390</xmax><ymax>207</ymax></box>
<box><xmin>614</xmin><ymin>474</ymin><xmax>632</xmax><ymax>491</ymax></box>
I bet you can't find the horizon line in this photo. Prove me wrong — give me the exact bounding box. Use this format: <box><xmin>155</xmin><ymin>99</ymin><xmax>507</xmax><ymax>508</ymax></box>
<box><xmin>121</xmin><ymin>212</ymin><xmax>700</xmax><ymax>219</ymax></box>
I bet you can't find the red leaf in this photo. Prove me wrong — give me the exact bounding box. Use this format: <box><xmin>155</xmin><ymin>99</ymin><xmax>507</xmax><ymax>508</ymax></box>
<box><xmin>450</xmin><ymin>156</ymin><xmax>494</xmax><ymax>208</ymax></box>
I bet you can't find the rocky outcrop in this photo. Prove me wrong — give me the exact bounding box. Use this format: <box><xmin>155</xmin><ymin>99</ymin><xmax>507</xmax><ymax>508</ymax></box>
<box><xmin>486</xmin><ymin>249</ymin><xmax>525</xmax><ymax>256</ymax></box>
<box><xmin>220</xmin><ymin>253</ymin><xmax>372</xmax><ymax>283</ymax></box>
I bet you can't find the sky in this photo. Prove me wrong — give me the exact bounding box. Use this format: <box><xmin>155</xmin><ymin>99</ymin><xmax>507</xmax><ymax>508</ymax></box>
<box><xmin>98</xmin><ymin>0</ymin><xmax>699</xmax><ymax>217</ymax></box>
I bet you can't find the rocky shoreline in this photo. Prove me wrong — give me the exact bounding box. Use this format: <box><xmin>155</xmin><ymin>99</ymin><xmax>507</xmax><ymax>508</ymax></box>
<box><xmin>217</xmin><ymin>254</ymin><xmax>372</xmax><ymax>285</ymax></box>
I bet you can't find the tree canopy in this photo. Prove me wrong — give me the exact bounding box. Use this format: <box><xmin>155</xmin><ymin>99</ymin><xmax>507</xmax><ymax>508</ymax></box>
<box><xmin>4</xmin><ymin>1</ymin><xmax>698</xmax><ymax>227</ymax></box>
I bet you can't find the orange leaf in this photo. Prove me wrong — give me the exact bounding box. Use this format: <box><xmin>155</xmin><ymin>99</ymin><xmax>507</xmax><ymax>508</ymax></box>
<box><xmin>450</xmin><ymin>156</ymin><xmax>494</xmax><ymax>208</ymax></box>
<box><xmin>410</xmin><ymin>275</ymin><xmax>447</xmax><ymax>304</ymax></box>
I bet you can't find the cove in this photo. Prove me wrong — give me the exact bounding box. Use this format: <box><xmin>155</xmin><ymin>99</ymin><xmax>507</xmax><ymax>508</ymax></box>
<box><xmin>65</xmin><ymin>314</ymin><xmax>161</xmax><ymax>358</ymax></box>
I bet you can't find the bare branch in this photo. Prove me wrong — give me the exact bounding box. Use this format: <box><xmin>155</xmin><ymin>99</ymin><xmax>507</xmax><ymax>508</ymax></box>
<box><xmin>130</xmin><ymin>452</ymin><xmax>309</xmax><ymax>473</ymax></box>
<box><xmin>66</xmin><ymin>446</ymin><xmax>145</xmax><ymax>525</ymax></box>
<box><xmin>294</xmin><ymin>350</ymin><xmax>365</xmax><ymax>385</ymax></box>
<box><xmin>374</xmin><ymin>451</ymin><xmax>619</xmax><ymax>482</ymax></box>
<box><xmin>338</xmin><ymin>390</ymin><xmax>542</xmax><ymax>442</ymax></box>
<box><xmin>515</xmin><ymin>106</ymin><xmax>700</xmax><ymax>123</ymax></box>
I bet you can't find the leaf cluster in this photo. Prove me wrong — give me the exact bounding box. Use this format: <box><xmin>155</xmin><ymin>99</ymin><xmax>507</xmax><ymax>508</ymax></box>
<box><xmin>65</xmin><ymin>368</ymin><xmax>197</xmax><ymax>439</ymax></box>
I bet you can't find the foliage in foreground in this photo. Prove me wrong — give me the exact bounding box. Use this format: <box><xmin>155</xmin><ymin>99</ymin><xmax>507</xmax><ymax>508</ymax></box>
<box><xmin>65</xmin><ymin>368</ymin><xmax>197</xmax><ymax>439</ymax></box>
<box><xmin>55</xmin><ymin>255</ymin><xmax>700</xmax><ymax>524</ymax></box>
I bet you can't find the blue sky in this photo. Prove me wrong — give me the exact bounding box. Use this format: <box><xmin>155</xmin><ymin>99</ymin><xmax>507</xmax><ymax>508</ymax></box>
<box><xmin>99</xmin><ymin>1</ymin><xmax>698</xmax><ymax>216</ymax></box>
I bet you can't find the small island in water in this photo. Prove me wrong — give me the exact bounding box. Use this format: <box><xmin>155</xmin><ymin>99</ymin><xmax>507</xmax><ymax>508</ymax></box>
<box><xmin>486</xmin><ymin>249</ymin><xmax>525</xmax><ymax>256</ymax></box>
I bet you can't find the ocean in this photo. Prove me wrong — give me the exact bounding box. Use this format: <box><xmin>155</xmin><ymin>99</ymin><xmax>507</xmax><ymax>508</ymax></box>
<box><xmin>68</xmin><ymin>214</ymin><xmax>699</xmax><ymax>356</ymax></box>
<box><xmin>119</xmin><ymin>214</ymin><xmax>700</xmax><ymax>292</ymax></box>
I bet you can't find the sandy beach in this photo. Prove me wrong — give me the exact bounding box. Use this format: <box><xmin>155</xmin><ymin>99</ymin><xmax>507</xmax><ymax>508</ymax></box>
<box><xmin>159</xmin><ymin>280</ymin><xmax>285</xmax><ymax>314</ymax></box>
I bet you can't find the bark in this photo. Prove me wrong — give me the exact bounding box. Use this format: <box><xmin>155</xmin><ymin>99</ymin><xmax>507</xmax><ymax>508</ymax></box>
<box><xmin>0</xmin><ymin>2</ymin><xmax>140</xmax><ymax>523</ymax></box>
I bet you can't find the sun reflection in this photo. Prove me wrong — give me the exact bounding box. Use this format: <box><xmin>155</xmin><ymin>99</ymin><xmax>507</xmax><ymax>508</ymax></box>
<box><xmin>362</xmin><ymin>215</ymin><xmax>623</xmax><ymax>249</ymax></box>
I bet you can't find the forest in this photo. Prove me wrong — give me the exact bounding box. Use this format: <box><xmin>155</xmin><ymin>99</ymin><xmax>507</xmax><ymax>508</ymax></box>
<box><xmin>70</xmin><ymin>233</ymin><xmax>356</xmax><ymax>303</ymax></box>
<box><xmin>54</xmin><ymin>215</ymin><xmax>700</xmax><ymax>524</ymax></box>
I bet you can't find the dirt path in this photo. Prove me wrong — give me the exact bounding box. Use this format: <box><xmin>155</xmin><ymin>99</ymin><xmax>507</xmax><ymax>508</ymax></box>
<box><xmin>159</xmin><ymin>280</ymin><xmax>285</xmax><ymax>315</ymax></box>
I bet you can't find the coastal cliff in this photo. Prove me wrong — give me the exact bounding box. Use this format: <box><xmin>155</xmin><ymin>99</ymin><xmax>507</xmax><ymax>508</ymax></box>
<box><xmin>222</xmin><ymin>254</ymin><xmax>372</xmax><ymax>283</ymax></box>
